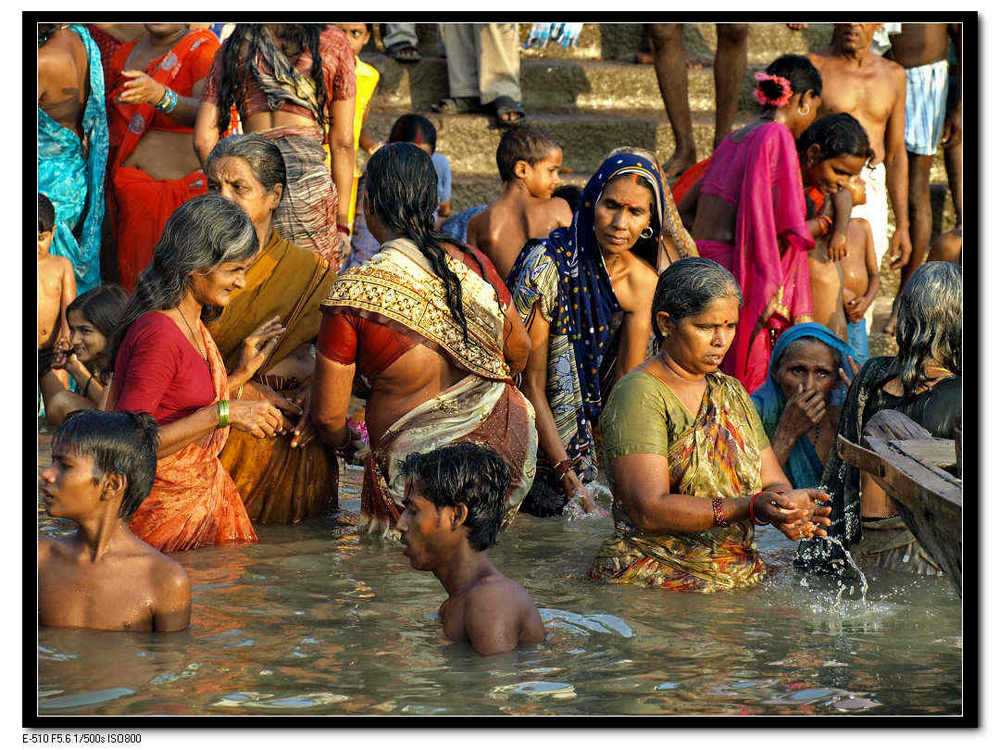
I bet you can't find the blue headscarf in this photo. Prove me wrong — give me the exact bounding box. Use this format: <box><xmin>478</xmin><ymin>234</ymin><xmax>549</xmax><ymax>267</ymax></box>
<box><xmin>507</xmin><ymin>151</ymin><xmax>666</xmax><ymax>423</ymax></box>
<box><xmin>751</xmin><ymin>323</ymin><xmax>856</xmax><ymax>489</ymax></box>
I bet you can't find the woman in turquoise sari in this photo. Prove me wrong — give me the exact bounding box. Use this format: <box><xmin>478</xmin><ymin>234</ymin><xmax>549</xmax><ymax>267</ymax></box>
<box><xmin>750</xmin><ymin>323</ymin><xmax>856</xmax><ymax>490</ymax></box>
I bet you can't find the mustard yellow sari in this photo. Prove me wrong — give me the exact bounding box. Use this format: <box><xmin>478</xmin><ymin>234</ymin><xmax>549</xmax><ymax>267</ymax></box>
<box><xmin>590</xmin><ymin>369</ymin><xmax>769</xmax><ymax>592</ymax></box>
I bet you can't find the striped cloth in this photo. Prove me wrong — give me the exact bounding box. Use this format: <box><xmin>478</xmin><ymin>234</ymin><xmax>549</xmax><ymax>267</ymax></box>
<box><xmin>904</xmin><ymin>59</ymin><xmax>950</xmax><ymax>156</ymax></box>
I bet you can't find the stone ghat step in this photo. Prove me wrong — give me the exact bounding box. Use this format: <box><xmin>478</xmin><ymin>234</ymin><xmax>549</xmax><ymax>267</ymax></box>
<box><xmin>398</xmin><ymin>21</ymin><xmax>831</xmax><ymax>64</ymax></box>
<box><xmin>366</xmin><ymin>108</ymin><xmax>951</xmax><ymax>188</ymax></box>
<box><xmin>367</xmin><ymin>54</ymin><xmax>775</xmax><ymax>113</ymax></box>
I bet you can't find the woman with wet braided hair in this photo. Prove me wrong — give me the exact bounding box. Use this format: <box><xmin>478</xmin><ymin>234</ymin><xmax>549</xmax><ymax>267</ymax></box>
<box><xmin>194</xmin><ymin>23</ymin><xmax>356</xmax><ymax>267</ymax></box>
<box><xmin>312</xmin><ymin>143</ymin><xmax>537</xmax><ymax>537</ymax></box>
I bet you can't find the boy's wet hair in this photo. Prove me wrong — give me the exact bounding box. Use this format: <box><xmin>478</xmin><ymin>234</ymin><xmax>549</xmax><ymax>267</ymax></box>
<box><xmin>54</xmin><ymin>410</ymin><xmax>159</xmax><ymax>520</ymax></box>
<box><xmin>797</xmin><ymin>113</ymin><xmax>874</xmax><ymax>164</ymax></box>
<box><xmin>389</xmin><ymin>113</ymin><xmax>437</xmax><ymax>153</ymax></box>
<box><xmin>38</xmin><ymin>194</ymin><xmax>55</xmax><ymax>234</ymax></box>
<box><xmin>66</xmin><ymin>285</ymin><xmax>129</xmax><ymax>342</ymax></box>
<box><xmin>496</xmin><ymin>126</ymin><xmax>561</xmax><ymax>184</ymax></box>
<box><xmin>552</xmin><ymin>184</ymin><xmax>582</xmax><ymax>214</ymax></box>
<box><xmin>400</xmin><ymin>443</ymin><xmax>510</xmax><ymax>551</ymax></box>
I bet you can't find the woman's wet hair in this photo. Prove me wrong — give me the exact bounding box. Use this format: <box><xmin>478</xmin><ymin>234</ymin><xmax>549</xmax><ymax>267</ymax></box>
<box><xmin>366</xmin><ymin>143</ymin><xmax>489</xmax><ymax>342</ymax></box>
<box><xmin>110</xmin><ymin>194</ymin><xmax>259</xmax><ymax>365</ymax></box>
<box><xmin>757</xmin><ymin>54</ymin><xmax>823</xmax><ymax>111</ymax></box>
<box><xmin>54</xmin><ymin>410</ymin><xmax>159</xmax><ymax>520</ymax></box>
<box><xmin>797</xmin><ymin>113</ymin><xmax>874</xmax><ymax>164</ymax></box>
<box><xmin>206</xmin><ymin>134</ymin><xmax>287</xmax><ymax>193</ymax></box>
<box><xmin>400</xmin><ymin>443</ymin><xmax>510</xmax><ymax>552</ymax></box>
<box><xmin>496</xmin><ymin>126</ymin><xmax>561</xmax><ymax>183</ymax></box>
<box><xmin>215</xmin><ymin>24</ymin><xmax>329</xmax><ymax>136</ymax></box>
<box><xmin>388</xmin><ymin>113</ymin><xmax>438</xmax><ymax>152</ymax></box>
<box><xmin>651</xmin><ymin>257</ymin><xmax>743</xmax><ymax>347</ymax></box>
<box><xmin>38</xmin><ymin>193</ymin><xmax>55</xmax><ymax>234</ymax></box>
<box><xmin>895</xmin><ymin>261</ymin><xmax>962</xmax><ymax>396</ymax></box>
<box><xmin>66</xmin><ymin>285</ymin><xmax>129</xmax><ymax>354</ymax></box>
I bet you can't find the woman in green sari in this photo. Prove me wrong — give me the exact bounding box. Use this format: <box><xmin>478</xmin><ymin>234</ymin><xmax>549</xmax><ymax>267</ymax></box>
<box><xmin>590</xmin><ymin>258</ymin><xmax>832</xmax><ymax>592</ymax></box>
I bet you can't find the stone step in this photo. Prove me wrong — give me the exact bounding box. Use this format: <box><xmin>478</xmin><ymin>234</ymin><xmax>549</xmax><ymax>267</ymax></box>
<box><xmin>366</xmin><ymin>54</ymin><xmax>773</xmax><ymax>113</ymax></box>
<box><xmin>388</xmin><ymin>22</ymin><xmax>831</xmax><ymax>65</ymax></box>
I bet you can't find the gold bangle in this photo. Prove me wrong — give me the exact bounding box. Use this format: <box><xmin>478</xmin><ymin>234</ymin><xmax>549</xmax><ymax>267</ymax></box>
<box><xmin>236</xmin><ymin>384</ymin><xmax>244</xmax><ymax>399</ymax></box>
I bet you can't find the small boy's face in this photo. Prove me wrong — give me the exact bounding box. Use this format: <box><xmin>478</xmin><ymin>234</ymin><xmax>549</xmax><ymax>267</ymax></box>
<box><xmin>39</xmin><ymin>447</ymin><xmax>105</xmax><ymax>521</ymax></box>
<box><xmin>38</xmin><ymin>228</ymin><xmax>54</xmax><ymax>256</ymax></box>
<box><xmin>519</xmin><ymin>148</ymin><xmax>563</xmax><ymax>200</ymax></box>
<box><xmin>337</xmin><ymin>23</ymin><xmax>370</xmax><ymax>56</ymax></box>
<box><xmin>397</xmin><ymin>479</ymin><xmax>461</xmax><ymax>571</ymax></box>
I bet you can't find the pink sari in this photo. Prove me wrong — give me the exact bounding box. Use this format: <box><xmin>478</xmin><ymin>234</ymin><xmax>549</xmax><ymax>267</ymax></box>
<box><xmin>696</xmin><ymin>122</ymin><xmax>814</xmax><ymax>394</ymax></box>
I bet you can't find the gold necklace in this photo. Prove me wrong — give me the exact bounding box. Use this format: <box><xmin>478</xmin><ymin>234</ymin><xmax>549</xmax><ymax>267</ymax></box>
<box><xmin>177</xmin><ymin>307</ymin><xmax>207</xmax><ymax>361</ymax></box>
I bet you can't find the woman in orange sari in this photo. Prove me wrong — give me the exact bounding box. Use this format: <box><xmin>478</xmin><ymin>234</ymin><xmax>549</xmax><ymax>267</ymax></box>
<box><xmin>109</xmin><ymin>194</ymin><xmax>290</xmax><ymax>552</ymax></box>
<box><xmin>107</xmin><ymin>24</ymin><xmax>220</xmax><ymax>290</ymax></box>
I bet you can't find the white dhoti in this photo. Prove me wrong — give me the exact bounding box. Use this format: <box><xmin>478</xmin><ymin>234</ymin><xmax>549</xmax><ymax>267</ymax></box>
<box><xmin>851</xmin><ymin>161</ymin><xmax>889</xmax><ymax>331</ymax></box>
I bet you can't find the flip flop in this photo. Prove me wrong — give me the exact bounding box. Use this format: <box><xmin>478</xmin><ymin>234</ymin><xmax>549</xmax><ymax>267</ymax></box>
<box><xmin>385</xmin><ymin>41</ymin><xmax>421</xmax><ymax>63</ymax></box>
<box><xmin>431</xmin><ymin>96</ymin><xmax>483</xmax><ymax>114</ymax></box>
<box><xmin>492</xmin><ymin>95</ymin><xmax>525</xmax><ymax>128</ymax></box>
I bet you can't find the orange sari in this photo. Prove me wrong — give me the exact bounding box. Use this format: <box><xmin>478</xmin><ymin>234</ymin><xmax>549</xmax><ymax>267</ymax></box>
<box><xmin>118</xmin><ymin>319</ymin><xmax>257</xmax><ymax>552</ymax></box>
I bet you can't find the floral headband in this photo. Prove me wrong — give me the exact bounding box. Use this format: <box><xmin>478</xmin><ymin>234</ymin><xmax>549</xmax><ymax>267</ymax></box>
<box><xmin>754</xmin><ymin>71</ymin><xmax>793</xmax><ymax>108</ymax></box>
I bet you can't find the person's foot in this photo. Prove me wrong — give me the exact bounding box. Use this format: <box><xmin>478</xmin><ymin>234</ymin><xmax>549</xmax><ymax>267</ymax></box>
<box><xmin>491</xmin><ymin>96</ymin><xmax>526</xmax><ymax>128</ymax></box>
<box><xmin>385</xmin><ymin>41</ymin><xmax>421</xmax><ymax>63</ymax></box>
<box><xmin>882</xmin><ymin>310</ymin><xmax>898</xmax><ymax>335</ymax></box>
<box><xmin>661</xmin><ymin>149</ymin><xmax>697</xmax><ymax>181</ymax></box>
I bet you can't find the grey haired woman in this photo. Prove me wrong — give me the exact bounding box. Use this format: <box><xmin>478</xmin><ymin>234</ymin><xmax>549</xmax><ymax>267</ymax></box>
<box><xmin>109</xmin><ymin>193</ymin><xmax>289</xmax><ymax>552</ymax></box>
<box><xmin>796</xmin><ymin>261</ymin><xmax>962</xmax><ymax>576</ymax></box>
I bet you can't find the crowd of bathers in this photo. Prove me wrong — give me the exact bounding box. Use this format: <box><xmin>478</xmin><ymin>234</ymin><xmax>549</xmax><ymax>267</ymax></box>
<box><xmin>37</xmin><ymin>23</ymin><xmax>962</xmax><ymax>654</ymax></box>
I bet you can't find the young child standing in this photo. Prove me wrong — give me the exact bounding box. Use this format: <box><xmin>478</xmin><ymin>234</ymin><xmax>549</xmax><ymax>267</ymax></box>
<box><xmin>38</xmin><ymin>410</ymin><xmax>191</xmax><ymax>632</ymax></box>
<box><xmin>840</xmin><ymin>209</ymin><xmax>881</xmax><ymax>364</ymax></box>
<box><xmin>397</xmin><ymin>443</ymin><xmax>547</xmax><ymax>657</ymax></box>
<box><xmin>37</xmin><ymin>194</ymin><xmax>76</xmax><ymax>389</ymax></box>
<box><xmin>466</xmin><ymin>126</ymin><xmax>572</xmax><ymax>280</ymax></box>
<box><xmin>335</xmin><ymin>23</ymin><xmax>381</xmax><ymax>228</ymax></box>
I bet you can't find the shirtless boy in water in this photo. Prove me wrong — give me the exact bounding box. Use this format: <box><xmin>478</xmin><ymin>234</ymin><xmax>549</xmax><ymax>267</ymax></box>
<box><xmin>38</xmin><ymin>410</ymin><xmax>190</xmax><ymax>632</ymax></box>
<box><xmin>466</xmin><ymin>126</ymin><xmax>572</xmax><ymax>281</ymax></box>
<box><xmin>397</xmin><ymin>443</ymin><xmax>546</xmax><ymax>656</ymax></box>
<box><xmin>37</xmin><ymin>194</ymin><xmax>75</xmax><ymax>388</ymax></box>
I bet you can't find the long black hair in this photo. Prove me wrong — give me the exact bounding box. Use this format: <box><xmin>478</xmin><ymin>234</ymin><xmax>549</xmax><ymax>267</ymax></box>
<box><xmin>66</xmin><ymin>285</ymin><xmax>129</xmax><ymax>370</ymax></box>
<box><xmin>797</xmin><ymin>113</ymin><xmax>874</xmax><ymax>164</ymax></box>
<box><xmin>366</xmin><ymin>143</ymin><xmax>487</xmax><ymax>343</ymax></box>
<box><xmin>215</xmin><ymin>24</ymin><xmax>329</xmax><ymax>137</ymax></box>
<box><xmin>109</xmin><ymin>194</ymin><xmax>259</xmax><ymax>368</ymax></box>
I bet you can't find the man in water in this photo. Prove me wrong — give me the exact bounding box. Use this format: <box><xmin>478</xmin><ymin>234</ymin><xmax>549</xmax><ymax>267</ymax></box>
<box><xmin>397</xmin><ymin>443</ymin><xmax>546</xmax><ymax>656</ymax></box>
<box><xmin>809</xmin><ymin>24</ymin><xmax>911</xmax><ymax>305</ymax></box>
<box><xmin>38</xmin><ymin>410</ymin><xmax>190</xmax><ymax>632</ymax></box>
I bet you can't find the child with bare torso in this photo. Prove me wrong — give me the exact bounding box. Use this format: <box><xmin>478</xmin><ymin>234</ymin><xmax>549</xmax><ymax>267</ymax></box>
<box><xmin>466</xmin><ymin>126</ymin><xmax>572</xmax><ymax>281</ymax></box>
<box><xmin>38</xmin><ymin>410</ymin><xmax>191</xmax><ymax>632</ymax></box>
<box><xmin>841</xmin><ymin>215</ymin><xmax>880</xmax><ymax>363</ymax></box>
<box><xmin>37</xmin><ymin>194</ymin><xmax>76</xmax><ymax>390</ymax></box>
<box><xmin>397</xmin><ymin>443</ymin><xmax>546</xmax><ymax>657</ymax></box>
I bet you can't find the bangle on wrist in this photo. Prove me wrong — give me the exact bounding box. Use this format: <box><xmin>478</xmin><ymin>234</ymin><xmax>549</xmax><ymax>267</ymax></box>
<box><xmin>553</xmin><ymin>456</ymin><xmax>578</xmax><ymax>482</ymax></box>
<box><xmin>155</xmin><ymin>85</ymin><xmax>178</xmax><ymax>114</ymax></box>
<box><xmin>367</xmin><ymin>141</ymin><xmax>384</xmax><ymax>156</ymax></box>
<box><xmin>336</xmin><ymin>222</ymin><xmax>352</xmax><ymax>236</ymax></box>
<box><xmin>83</xmin><ymin>373</ymin><xmax>95</xmax><ymax>399</ymax></box>
<box><xmin>748</xmin><ymin>491</ymin><xmax>770</xmax><ymax>526</ymax></box>
<box><xmin>217</xmin><ymin>400</ymin><xmax>230</xmax><ymax>428</ymax></box>
<box><xmin>235</xmin><ymin>383</ymin><xmax>244</xmax><ymax>400</ymax></box>
<box><xmin>711</xmin><ymin>497</ymin><xmax>729</xmax><ymax>527</ymax></box>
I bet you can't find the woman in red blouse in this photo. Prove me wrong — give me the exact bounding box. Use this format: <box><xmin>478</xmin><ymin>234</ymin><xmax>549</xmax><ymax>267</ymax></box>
<box><xmin>109</xmin><ymin>194</ymin><xmax>290</xmax><ymax>552</ymax></box>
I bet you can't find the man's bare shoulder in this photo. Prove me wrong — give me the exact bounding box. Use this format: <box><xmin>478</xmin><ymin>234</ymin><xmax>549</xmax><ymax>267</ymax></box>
<box><xmin>872</xmin><ymin>52</ymin><xmax>906</xmax><ymax>79</ymax></box>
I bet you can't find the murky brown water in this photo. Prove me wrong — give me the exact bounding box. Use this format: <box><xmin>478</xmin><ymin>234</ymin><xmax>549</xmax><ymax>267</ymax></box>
<box><xmin>35</xmin><ymin>430</ymin><xmax>961</xmax><ymax>716</ymax></box>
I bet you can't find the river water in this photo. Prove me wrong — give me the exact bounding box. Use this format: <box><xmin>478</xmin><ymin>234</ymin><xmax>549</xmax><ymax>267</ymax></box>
<box><xmin>35</xmin><ymin>433</ymin><xmax>962</xmax><ymax>717</ymax></box>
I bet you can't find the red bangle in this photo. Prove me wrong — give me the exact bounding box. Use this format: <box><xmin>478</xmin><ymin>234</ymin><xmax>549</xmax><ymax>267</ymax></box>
<box><xmin>336</xmin><ymin>223</ymin><xmax>352</xmax><ymax>235</ymax></box>
<box><xmin>711</xmin><ymin>497</ymin><xmax>729</xmax><ymax>527</ymax></box>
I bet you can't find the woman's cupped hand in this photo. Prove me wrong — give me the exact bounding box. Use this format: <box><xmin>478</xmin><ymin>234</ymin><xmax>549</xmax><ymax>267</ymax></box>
<box><xmin>754</xmin><ymin>488</ymin><xmax>832</xmax><ymax>541</ymax></box>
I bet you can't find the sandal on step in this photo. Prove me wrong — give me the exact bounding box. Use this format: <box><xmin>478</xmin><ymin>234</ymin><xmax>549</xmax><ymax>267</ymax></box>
<box><xmin>491</xmin><ymin>96</ymin><xmax>526</xmax><ymax>128</ymax></box>
<box><xmin>432</xmin><ymin>96</ymin><xmax>483</xmax><ymax>114</ymax></box>
<box><xmin>385</xmin><ymin>41</ymin><xmax>421</xmax><ymax>63</ymax></box>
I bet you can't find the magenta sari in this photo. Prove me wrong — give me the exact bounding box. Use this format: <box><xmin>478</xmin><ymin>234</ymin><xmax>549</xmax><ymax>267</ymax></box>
<box><xmin>695</xmin><ymin>122</ymin><xmax>814</xmax><ymax>394</ymax></box>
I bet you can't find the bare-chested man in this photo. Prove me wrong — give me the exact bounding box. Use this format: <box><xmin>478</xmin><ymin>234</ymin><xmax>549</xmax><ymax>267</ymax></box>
<box><xmin>809</xmin><ymin>24</ymin><xmax>911</xmax><ymax>304</ymax></box>
<box><xmin>38</xmin><ymin>410</ymin><xmax>190</xmax><ymax>632</ymax></box>
<box><xmin>885</xmin><ymin>23</ymin><xmax>962</xmax><ymax>331</ymax></box>
<box><xmin>37</xmin><ymin>23</ymin><xmax>109</xmax><ymax>293</ymax></box>
<box><xmin>397</xmin><ymin>443</ymin><xmax>546</xmax><ymax>657</ymax></box>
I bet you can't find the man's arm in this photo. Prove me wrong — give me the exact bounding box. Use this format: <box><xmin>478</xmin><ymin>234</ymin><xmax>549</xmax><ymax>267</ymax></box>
<box><xmin>941</xmin><ymin>24</ymin><xmax>962</xmax><ymax>149</ymax></box>
<box><xmin>884</xmin><ymin>63</ymin><xmax>911</xmax><ymax>269</ymax></box>
<box><xmin>462</xmin><ymin>584</ymin><xmax>522</xmax><ymax>656</ymax></box>
<box><xmin>193</xmin><ymin>99</ymin><xmax>221</xmax><ymax>167</ymax></box>
<box><xmin>58</xmin><ymin>259</ymin><xmax>77</xmax><ymax>342</ymax></box>
<box><xmin>153</xmin><ymin>567</ymin><xmax>191</xmax><ymax>632</ymax></box>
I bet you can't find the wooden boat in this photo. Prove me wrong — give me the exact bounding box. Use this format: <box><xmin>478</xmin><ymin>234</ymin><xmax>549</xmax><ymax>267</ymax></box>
<box><xmin>836</xmin><ymin>409</ymin><xmax>962</xmax><ymax>595</ymax></box>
